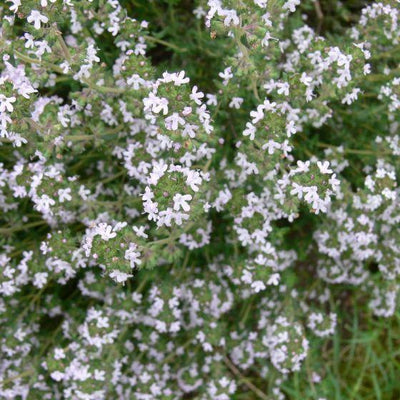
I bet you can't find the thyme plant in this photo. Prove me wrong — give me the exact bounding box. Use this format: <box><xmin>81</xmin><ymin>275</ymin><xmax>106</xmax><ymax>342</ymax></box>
<box><xmin>0</xmin><ymin>0</ymin><xmax>399</xmax><ymax>399</ymax></box>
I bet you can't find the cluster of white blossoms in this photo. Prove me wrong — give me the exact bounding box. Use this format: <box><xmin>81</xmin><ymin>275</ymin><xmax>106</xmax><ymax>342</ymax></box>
<box><xmin>0</xmin><ymin>0</ymin><xmax>399</xmax><ymax>399</ymax></box>
<box><xmin>142</xmin><ymin>162</ymin><xmax>209</xmax><ymax>227</ymax></box>
<box><xmin>262</xmin><ymin>316</ymin><xmax>309</xmax><ymax>374</ymax></box>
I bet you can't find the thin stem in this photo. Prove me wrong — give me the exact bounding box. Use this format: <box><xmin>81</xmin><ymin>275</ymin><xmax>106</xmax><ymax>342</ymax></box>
<box><xmin>143</xmin><ymin>35</ymin><xmax>188</xmax><ymax>53</ymax></box>
<box><xmin>223</xmin><ymin>355</ymin><xmax>270</xmax><ymax>400</ymax></box>
<box><xmin>314</xmin><ymin>0</ymin><xmax>324</xmax><ymax>34</ymax></box>
<box><xmin>0</xmin><ymin>220</ymin><xmax>47</xmax><ymax>235</ymax></box>
<box><xmin>14</xmin><ymin>50</ymin><xmax>63</xmax><ymax>73</ymax></box>
<box><xmin>66</xmin><ymin>135</ymin><xmax>96</xmax><ymax>141</ymax></box>
<box><xmin>163</xmin><ymin>338</ymin><xmax>193</xmax><ymax>364</ymax></box>
<box><xmin>318</xmin><ymin>142</ymin><xmax>391</xmax><ymax>156</ymax></box>
<box><xmin>17</xmin><ymin>285</ymin><xmax>48</xmax><ymax>323</ymax></box>
<box><xmin>135</xmin><ymin>276</ymin><xmax>150</xmax><ymax>294</ymax></box>
<box><xmin>55</xmin><ymin>27</ymin><xmax>72</xmax><ymax>61</ymax></box>
<box><xmin>240</xmin><ymin>298</ymin><xmax>253</xmax><ymax>325</ymax></box>
<box><xmin>66</xmin><ymin>124</ymin><xmax>126</xmax><ymax>142</ymax></box>
<box><xmin>203</xmin><ymin>158</ymin><xmax>213</xmax><ymax>173</ymax></box>
<box><xmin>82</xmin><ymin>79</ymin><xmax>126</xmax><ymax>94</ymax></box>
<box><xmin>148</xmin><ymin>222</ymin><xmax>195</xmax><ymax>246</ymax></box>
<box><xmin>100</xmin><ymin>170</ymin><xmax>126</xmax><ymax>184</ymax></box>
<box><xmin>14</xmin><ymin>50</ymin><xmax>125</xmax><ymax>94</ymax></box>
<box><xmin>0</xmin><ymin>370</ymin><xmax>34</xmax><ymax>386</ymax></box>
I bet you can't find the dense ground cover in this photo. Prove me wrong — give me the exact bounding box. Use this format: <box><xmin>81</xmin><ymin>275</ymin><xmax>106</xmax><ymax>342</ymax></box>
<box><xmin>0</xmin><ymin>0</ymin><xmax>399</xmax><ymax>399</ymax></box>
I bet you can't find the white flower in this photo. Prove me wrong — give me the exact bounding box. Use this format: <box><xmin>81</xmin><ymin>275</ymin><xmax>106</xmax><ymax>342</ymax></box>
<box><xmin>182</xmin><ymin>106</ymin><xmax>192</xmax><ymax>116</ymax></box>
<box><xmin>165</xmin><ymin>113</ymin><xmax>185</xmax><ymax>131</ymax></box>
<box><xmin>193</xmin><ymin>6</ymin><xmax>206</xmax><ymax>19</ymax></box>
<box><xmin>174</xmin><ymin>71</ymin><xmax>190</xmax><ymax>85</ymax></box>
<box><xmin>229</xmin><ymin>97</ymin><xmax>243</xmax><ymax>109</ymax></box>
<box><xmin>144</xmin><ymin>200</ymin><xmax>158</xmax><ymax>221</ymax></box>
<box><xmin>263</xmin><ymin>99</ymin><xmax>277</xmax><ymax>111</ymax></box>
<box><xmin>304</xmin><ymin>186</ymin><xmax>319</xmax><ymax>204</ymax></box>
<box><xmin>267</xmin><ymin>273</ymin><xmax>280</xmax><ymax>286</ymax></box>
<box><xmin>283</xmin><ymin>0</ymin><xmax>300</xmax><ymax>12</ymax></box>
<box><xmin>382</xmin><ymin>187</ymin><xmax>396</xmax><ymax>200</ymax></box>
<box><xmin>143</xmin><ymin>92</ymin><xmax>168</xmax><ymax>115</ymax></box>
<box><xmin>33</xmin><ymin>272</ymin><xmax>48</xmax><ymax>288</ymax></box>
<box><xmin>94</xmin><ymin>369</ymin><xmax>105</xmax><ymax>381</ymax></box>
<box><xmin>173</xmin><ymin>193</ymin><xmax>192</xmax><ymax>212</ymax></box>
<box><xmin>153</xmin><ymin>97</ymin><xmax>169</xmax><ymax>115</ymax></box>
<box><xmin>27</xmin><ymin>10</ymin><xmax>49</xmax><ymax>30</ymax></box>
<box><xmin>142</xmin><ymin>186</ymin><xmax>154</xmax><ymax>202</ymax></box>
<box><xmin>8</xmin><ymin>133</ymin><xmax>27</xmax><ymax>147</ymax></box>
<box><xmin>262</xmin><ymin>140</ymin><xmax>281</xmax><ymax>154</ymax></box>
<box><xmin>50</xmin><ymin>371</ymin><xmax>65</xmax><ymax>382</ymax></box>
<box><xmin>186</xmin><ymin>170</ymin><xmax>202</xmax><ymax>192</ymax></box>
<box><xmin>96</xmin><ymin>223</ymin><xmax>117</xmax><ymax>241</ymax></box>
<box><xmin>363</xmin><ymin>64</ymin><xmax>371</xmax><ymax>75</ymax></box>
<box><xmin>161</xmin><ymin>71</ymin><xmax>189</xmax><ymax>86</ymax></box>
<box><xmin>60</xmin><ymin>61</ymin><xmax>70</xmax><ymax>74</ymax></box>
<box><xmin>223</xmin><ymin>10</ymin><xmax>239</xmax><ymax>26</ymax></box>
<box><xmin>7</xmin><ymin>0</ymin><xmax>21</xmax><ymax>13</ymax></box>
<box><xmin>243</xmin><ymin>122</ymin><xmax>256</xmax><ymax>140</ymax></box>
<box><xmin>0</xmin><ymin>95</ymin><xmax>16</xmax><ymax>113</ymax></box>
<box><xmin>54</xmin><ymin>348</ymin><xmax>66</xmax><ymax>360</ymax></box>
<box><xmin>206</xmin><ymin>94</ymin><xmax>218</xmax><ymax>106</ymax></box>
<box><xmin>250</xmin><ymin>105</ymin><xmax>265</xmax><ymax>124</ymax></box>
<box><xmin>252</xmin><ymin>281</ymin><xmax>266</xmax><ymax>292</ymax></box>
<box><xmin>317</xmin><ymin>161</ymin><xmax>333</xmax><ymax>174</ymax></box>
<box><xmin>35</xmin><ymin>194</ymin><xmax>55</xmax><ymax>213</ymax></box>
<box><xmin>173</xmin><ymin>211</ymin><xmax>190</xmax><ymax>225</ymax></box>
<box><xmin>329</xmin><ymin>174</ymin><xmax>340</xmax><ymax>190</ymax></box>
<box><xmin>58</xmin><ymin>188</ymin><xmax>72</xmax><ymax>203</ymax></box>
<box><xmin>79</xmin><ymin>185</ymin><xmax>91</xmax><ymax>200</ymax></box>
<box><xmin>300</xmin><ymin>72</ymin><xmax>312</xmax><ymax>87</ymax></box>
<box><xmin>124</xmin><ymin>243</ymin><xmax>142</xmax><ymax>268</ymax></box>
<box><xmin>182</xmin><ymin>123</ymin><xmax>198</xmax><ymax>138</ymax></box>
<box><xmin>149</xmin><ymin>160</ymin><xmax>168</xmax><ymax>185</ymax></box>
<box><xmin>133</xmin><ymin>226</ymin><xmax>148</xmax><ymax>239</ymax></box>
<box><xmin>290</xmin><ymin>183</ymin><xmax>304</xmax><ymax>199</ymax></box>
<box><xmin>295</xmin><ymin>160</ymin><xmax>310</xmax><ymax>173</ymax></box>
<box><xmin>190</xmin><ymin>86</ymin><xmax>204</xmax><ymax>105</ymax></box>
<box><xmin>286</xmin><ymin>120</ymin><xmax>297</xmax><ymax>137</ymax></box>
<box><xmin>40</xmin><ymin>0</ymin><xmax>56</xmax><ymax>7</ymax></box>
<box><xmin>254</xmin><ymin>0</ymin><xmax>268</xmax><ymax>8</ymax></box>
<box><xmin>219</xmin><ymin>67</ymin><xmax>233</xmax><ymax>86</ymax></box>
<box><xmin>109</xmin><ymin>270</ymin><xmax>132</xmax><ymax>283</ymax></box>
<box><xmin>276</xmin><ymin>82</ymin><xmax>290</xmax><ymax>96</ymax></box>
